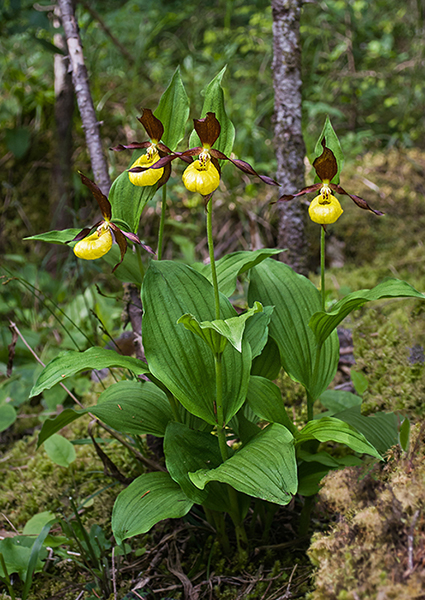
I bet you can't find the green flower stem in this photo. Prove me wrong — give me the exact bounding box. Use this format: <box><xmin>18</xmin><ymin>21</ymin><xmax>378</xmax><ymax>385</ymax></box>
<box><xmin>307</xmin><ymin>341</ymin><xmax>323</xmax><ymax>421</ymax></box>
<box><xmin>135</xmin><ymin>244</ymin><xmax>145</xmax><ymax>280</ymax></box>
<box><xmin>157</xmin><ymin>184</ymin><xmax>167</xmax><ymax>260</ymax></box>
<box><xmin>207</xmin><ymin>197</ymin><xmax>221</xmax><ymax>321</ymax></box>
<box><xmin>209</xmin><ymin>510</ymin><xmax>231</xmax><ymax>555</ymax></box>
<box><xmin>320</xmin><ymin>225</ymin><xmax>326</xmax><ymax>312</ymax></box>
<box><xmin>168</xmin><ymin>394</ymin><xmax>181</xmax><ymax>423</ymax></box>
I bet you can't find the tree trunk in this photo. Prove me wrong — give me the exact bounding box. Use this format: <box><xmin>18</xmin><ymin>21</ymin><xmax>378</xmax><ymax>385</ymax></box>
<box><xmin>57</xmin><ymin>0</ymin><xmax>111</xmax><ymax>194</ymax></box>
<box><xmin>51</xmin><ymin>4</ymin><xmax>75</xmax><ymax>230</ymax></box>
<box><xmin>271</xmin><ymin>0</ymin><xmax>308</xmax><ymax>275</ymax></box>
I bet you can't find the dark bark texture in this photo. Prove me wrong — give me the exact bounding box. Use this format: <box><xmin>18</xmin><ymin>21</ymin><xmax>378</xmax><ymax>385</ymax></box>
<box><xmin>272</xmin><ymin>0</ymin><xmax>308</xmax><ymax>275</ymax></box>
<box><xmin>58</xmin><ymin>0</ymin><xmax>111</xmax><ymax>195</ymax></box>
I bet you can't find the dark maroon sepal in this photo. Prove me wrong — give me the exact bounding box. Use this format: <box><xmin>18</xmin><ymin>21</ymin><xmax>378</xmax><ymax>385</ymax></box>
<box><xmin>278</xmin><ymin>184</ymin><xmax>321</xmax><ymax>202</ymax></box>
<box><xmin>78</xmin><ymin>172</ymin><xmax>112</xmax><ymax>220</ymax></box>
<box><xmin>157</xmin><ymin>142</ymin><xmax>172</xmax><ymax>155</ymax></box>
<box><xmin>330</xmin><ymin>184</ymin><xmax>384</xmax><ymax>215</ymax></box>
<box><xmin>194</xmin><ymin>112</ymin><xmax>221</xmax><ymax>148</ymax></box>
<box><xmin>138</xmin><ymin>108</ymin><xmax>164</xmax><ymax>142</ymax></box>
<box><xmin>111</xmin><ymin>228</ymin><xmax>128</xmax><ymax>272</ymax></box>
<box><xmin>110</xmin><ymin>141</ymin><xmax>151</xmax><ymax>152</ymax></box>
<box><xmin>313</xmin><ymin>138</ymin><xmax>338</xmax><ymax>182</ymax></box>
<box><xmin>156</xmin><ymin>162</ymin><xmax>172</xmax><ymax>189</ymax></box>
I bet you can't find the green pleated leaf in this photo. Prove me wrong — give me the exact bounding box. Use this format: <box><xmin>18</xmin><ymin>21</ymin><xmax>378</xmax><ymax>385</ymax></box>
<box><xmin>309</xmin><ymin>279</ymin><xmax>425</xmax><ymax>347</ymax></box>
<box><xmin>399</xmin><ymin>417</ymin><xmax>410</xmax><ymax>452</ymax></box>
<box><xmin>155</xmin><ymin>66</ymin><xmax>189</xmax><ymax>151</ymax></box>
<box><xmin>243</xmin><ymin>305</ymin><xmax>274</xmax><ymax>360</ymax></box>
<box><xmin>313</xmin><ymin>115</ymin><xmax>344</xmax><ymax>184</ymax></box>
<box><xmin>37</xmin><ymin>408</ymin><xmax>83</xmax><ymax>448</ymax></box>
<box><xmin>319</xmin><ymin>389</ymin><xmax>362</xmax><ymax>416</ymax></box>
<box><xmin>194</xmin><ymin>248</ymin><xmax>284</xmax><ymax>297</ymax></box>
<box><xmin>0</xmin><ymin>537</ymin><xmax>46</xmax><ymax>582</ymax></box>
<box><xmin>189</xmin><ymin>66</ymin><xmax>235</xmax><ymax>158</ymax></box>
<box><xmin>24</xmin><ymin>229</ymin><xmax>81</xmax><ymax>245</ymax></box>
<box><xmin>333</xmin><ymin>406</ymin><xmax>399</xmax><ymax>456</ymax></box>
<box><xmin>189</xmin><ymin>423</ymin><xmax>297</xmax><ymax>505</ymax></box>
<box><xmin>91</xmin><ymin>380</ymin><xmax>173</xmax><ymax>437</ymax></box>
<box><xmin>142</xmin><ymin>261</ymin><xmax>251</xmax><ymax>425</ymax></box>
<box><xmin>178</xmin><ymin>301</ymin><xmax>263</xmax><ymax>353</ymax></box>
<box><xmin>30</xmin><ymin>347</ymin><xmax>149</xmax><ymax>397</ymax></box>
<box><xmin>246</xmin><ymin>376</ymin><xmax>295</xmax><ymax>434</ymax></box>
<box><xmin>295</xmin><ymin>417</ymin><xmax>382</xmax><ymax>460</ymax></box>
<box><xmin>250</xmin><ymin>336</ymin><xmax>282</xmax><ymax>380</ymax></box>
<box><xmin>109</xmin><ymin>151</ymin><xmax>158</xmax><ymax>233</ymax></box>
<box><xmin>164</xmin><ymin>422</ymin><xmax>229</xmax><ymax>510</ymax></box>
<box><xmin>44</xmin><ymin>434</ymin><xmax>76</xmax><ymax>467</ymax></box>
<box><xmin>112</xmin><ymin>472</ymin><xmax>193</xmax><ymax>544</ymax></box>
<box><xmin>248</xmin><ymin>259</ymin><xmax>339</xmax><ymax>399</ymax></box>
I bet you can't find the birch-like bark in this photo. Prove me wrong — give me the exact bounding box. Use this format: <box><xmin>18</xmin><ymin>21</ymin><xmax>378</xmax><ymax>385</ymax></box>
<box><xmin>57</xmin><ymin>0</ymin><xmax>111</xmax><ymax>194</ymax></box>
<box><xmin>272</xmin><ymin>0</ymin><xmax>308</xmax><ymax>275</ymax></box>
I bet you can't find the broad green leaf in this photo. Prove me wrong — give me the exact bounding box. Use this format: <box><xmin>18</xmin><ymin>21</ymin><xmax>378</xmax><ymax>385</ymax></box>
<box><xmin>0</xmin><ymin>537</ymin><xmax>46</xmax><ymax>582</ymax></box>
<box><xmin>333</xmin><ymin>406</ymin><xmax>399</xmax><ymax>456</ymax></box>
<box><xmin>297</xmin><ymin>461</ymin><xmax>333</xmax><ymax>497</ymax></box>
<box><xmin>319</xmin><ymin>389</ymin><xmax>362</xmax><ymax>415</ymax></box>
<box><xmin>0</xmin><ymin>402</ymin><xmax>17</xmax><ymax>432</ymax></box>
<box><xmin>250</xmin><ymin>336</ymin><xmax>282</xmax><ymax>380</ymax></box>
<box><xmin>102</xmin><ymin>245</ymin><xmax>144</xmax><ymax>285</ymax></box>
<box><xmin>248</xmin><ymin>259</ymin><xmax>339</xmax><ymax>399</ymax></box>
<box><xmin>164</xmin><ymin>422</ymin><xmax>229</xmax><ymax>510</ymax></box>
<box><xmin>37</xmin><ymin>408</ymin><xmax>83</xmax><ymax>448</ymax></box>
<box><xmin>189</xmin><ymin>66</ymin><xmax>235</xmax><ymax>158</ymax></box>
<box><xmin>155</xmin><ymin>66</ymin><xmax>189</xmax><ymax>151</ymax></box>
<box><xmin>189</xmin><ymin>423</ymin><xmax>297</xmax><ymax>505</ymax></box>
<box><xmin>243</xmin><ymin>305</ymin><xmax>274</xmax><ymax>359</ymax></box>
<box><xmin>30</xmin><ymin>347</ymin><xmax>149</xmax><ymax>397</ymax></box>
<box><xmin>230</xmin><ymin>407</ymin><xmax>261</xmax><ymax>444</ymax></box>
<box><xmin>112</xmin><ymin>472</ymin><xmax>193</xmax><ymax>544</ymax></box>
<box><xmin>295</xmin><ymin>417</ymin><xmax>382</xmax><ymax>460</ymax></box>
<box><xmin>44</xmin><ymin>434</ymin><xmax>76</xmax><ymax>467</ymax></box>
<box><xmin>109</xmin><ymin>151</ymin><xmax>158</xmax><ymax>233</ymax></box>
<box><xmin>142</xmin><ymin>261</ymin><xmax>251</xmax><ymax>425</ymax></box>
<box><xmin>23</xmin><ymin>512</ymin><xmax>56</xmax><ymax>536</ymax></box>
<box><xmin>178</xmin><ymin>301</ymin><xmax>263</xmax><ymax>353</ymax></box>
<box><xmin>194</xmin><ymin>248</ymin><xmax>284</xmax><ymax>297</ymax></box>
<box><xmin>313</xmin><ymin>115</ymin><xmax>344</xmax><ymax>184</ymax></box>
<box><xmin>309</xmin><ymin>279</ymin><xmax>425</xmax><ymax>346</ymax></box>
<box><xmin>246</xmin><ymin>376</ymin><xmax>296</xmax><ymax>434</ymax></box>
<box><xmin>91</xmin><ymin>381</ymin><xmax>173</xmax><ymax>437</ymax></box>
<box><xmin>24</xmin><ymin>229</ymin><xmax>81</xmax><ymax>245</ymax></box>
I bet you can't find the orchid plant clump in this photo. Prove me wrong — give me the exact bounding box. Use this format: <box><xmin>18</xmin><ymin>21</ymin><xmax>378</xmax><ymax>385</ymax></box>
<box><xmin>27</xmin><ymin>67</ymin><xmax>424</xmax><ymax>556</ymax></box>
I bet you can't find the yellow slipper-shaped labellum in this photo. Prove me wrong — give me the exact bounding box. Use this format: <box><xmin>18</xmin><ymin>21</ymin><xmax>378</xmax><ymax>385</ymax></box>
<box><xmin>74</xmin><ymin>228</ymin><xmax>113</xmax><ymax>260</ymax></box>
<box><xmin>129</xmin><ymin>153</ymin><xmax>164</xmax><ymax>186</ymax></box>
<box><xmin>182</xmin><ymin>160</ymin><xmax>220</xmax><ymax>195</ymax></box>
<box><xmin>308</xmin><ymin>193</ymin><xmax>343</xmax><ymax>225</ymax></box>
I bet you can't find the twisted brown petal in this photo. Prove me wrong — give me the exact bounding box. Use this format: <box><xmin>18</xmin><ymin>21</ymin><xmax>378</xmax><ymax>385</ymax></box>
<box><xmin>79</xmin><ymin>172</ymin><xmax>112</xmax><ymax>220</ymax></box>
<box><xmin>210</xmin><ymin>149</ymin><xmax>279</xmax><ymax>186</ymax></box>
<box><xmin>278</xmin><ymin>184</ymin><xmax>321</xmax><ymax>202</ymax></box>
<box><xmin>329</xmin><ymin>184</ymin><xmax>384</xmax><ymax>215</ymax></box>
<box><xmin>110</xmin><ymin>226</ymin><xmax>128</xmax><ymax>272</ymax></box>
<box><xmin>110</xmin><ymin>141</ymin><xmax>151</xmax><ymax>152</ymax></box>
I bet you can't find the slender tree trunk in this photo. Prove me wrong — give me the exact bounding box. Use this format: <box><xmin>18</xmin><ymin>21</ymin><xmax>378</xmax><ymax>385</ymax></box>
<box><xmin>51</xmin><ymin>4</ymin><xmax>75</xmax><ymax>230</ymax></box>
<box><xmin>271</xmin><ymin>0</ymin><xmax>308</xmax><ymax>275</ymax></box>
<box><xmin>57</xmin><ymin>0</ymin><xmax>111</xmax><ymax>194</ymax></box>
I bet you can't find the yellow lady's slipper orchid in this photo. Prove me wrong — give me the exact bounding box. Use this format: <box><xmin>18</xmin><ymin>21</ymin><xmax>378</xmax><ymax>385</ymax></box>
<box><xmin>69</xmin><ymin>173</ymin><xmax>153</xmax><ymax>272</ymax></box>
<box><xmin>182</xmin><ymin>153</ymin><xmax>220</xmax><ymax>195</ymax></box>
<box><xmin>308</xmin><ymin>184</ymin><xmax>343</xmax><ymax>225</ymax></box>
<box><xmin>74</xmin><ymin>224</ymin><xmax>113</xmax><ymax>260</ymax></box>
<box><xmin>128</xmin><ymin>150</ymin><xmax>164</xmax><ymax>187</ymax></box>
<box><xmin>112</xmin><ymin>109</ymin><xmax>171</xmax><ymax>188</ymax></box>
<box><xmin>279</xmin><ymin>138</ymin><xmax>383</xmax><ymax>225</ymax></box>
